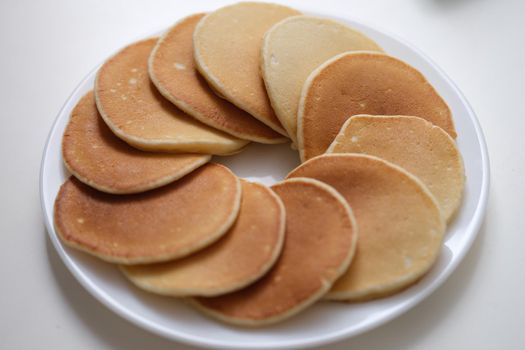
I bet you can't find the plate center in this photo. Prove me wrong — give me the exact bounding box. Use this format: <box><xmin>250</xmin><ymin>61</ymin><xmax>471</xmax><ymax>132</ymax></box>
<box><xmin>215</xmin><ymin>142</ymin><xmax>300</xmax><ymax>186</ymax></box>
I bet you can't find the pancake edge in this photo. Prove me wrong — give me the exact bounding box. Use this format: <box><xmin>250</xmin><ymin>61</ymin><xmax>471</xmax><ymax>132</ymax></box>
<box><xmin>326</xmin><ymin>114</ymin><xmax>465</xmax><ymax>222</ymax></box>
<box><xmin>54</xmin><ymin>164</ymin><xmax>243</xmax><ymax>265</ymax></box>
<box><xmin>297</xmin><ymin>51</ymin><xmax>456</xmax><ymax>162</ymax></box>
<box><xmin>62</xmin><ymin>91</ymin><xmax>211</xmax><ymax>194</ymax></box>
<box><xmin>261</xmin><ymin>15</ymin><xmax>384</xmax><ymax>145</ymax></box>
<box><xmin>149</xmin><ymin>15</ymin><xmax>288</xmax><ymax>145</ymax></box>
<box><xmin>296</xmin><ymin>50</ymin><xmax>385</xmax><ymax>162</ymax></box>
<box><xmin>94</xmin><ymin>38</ymin><xmax>249</xmax><ymax>155</ymax></box>
<box><xmin>120</xmin><ymin>181</ymin><xmax>287</xmax><ymax>297</ymax></box>
<box><xmin>62</xmin><ymin>127</ymin><xmax>211</xmax><ymax>194</ymax></box>
<box><xmin>188</xmin><ymin>177</ymin><xmax>358</xmax><ymax>326</ymax></box>
<box><xmin>192</xmin><ymin>3</ymin><xmax>297</xmax><ymax>137</ymax></box>
<box><xmin>285</xmin><ymin>153</ymin><xmax>446</xmax><ymax>301</ymax></box>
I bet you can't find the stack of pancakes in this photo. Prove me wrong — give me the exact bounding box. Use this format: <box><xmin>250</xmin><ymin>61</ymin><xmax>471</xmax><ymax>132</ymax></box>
<box><xmin>53</xmin><ymin>2</ymin><xmax>465</xmax><ymax>326</ymax></box>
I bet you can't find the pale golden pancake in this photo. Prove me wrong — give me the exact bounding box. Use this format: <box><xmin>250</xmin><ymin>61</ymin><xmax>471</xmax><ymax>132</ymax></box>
<box><xmin>62</xmin><ymin>91</ymin><xmax>210</xmax><ymax>194</ymax></box>
<box><xmin>298</xmin><ymin>52</ymin><xmax>456</xmax><ymax>161</ymax></box>
<box><xmin>193</xmin><ymin>2</ymin><xmax>301</xmax><ymax>135</ymax></box>
<box><xmin>54</xmin><ymin>163</ymin><xmax>241</xmax><ymax>264</ymax></box>
<box><xmin>95</xmin><ymin>38</ymin><xmax>248</xmax><ymax>155</ymax></box>
<box><xmin>121</xmin><ymin>180</ymin><xmax>285</xmax><ymax>297</ymax></box>
<box><xmin>191</xmin><ymin>178</ymin><xmax>357</xmax><ymax>326</ymax></box>
<box><xmin>261</xmin><ymin>15</ymin><xmax>383</xmax><ymax>143</ymax></box>
<box><xmin>327</xmin><ymin>115</ymin><xmax>464</xmax><ymax>221</ymax></box>
<box><xmin>150</xmin><ymin>14</ymin><xmax>286</xmax><ymax>144</ymax></box>
<box><xmin>287</xmin><ymin>154</ymin><xmax>445</xmax><ymax>301</ymax></box>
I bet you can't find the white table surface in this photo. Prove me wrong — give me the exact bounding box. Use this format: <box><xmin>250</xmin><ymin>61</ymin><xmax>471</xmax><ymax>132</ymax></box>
<box><xmin>1</xmin><ymin>0</ymin><xmax>523</xmax><ymax>349</ymax></box>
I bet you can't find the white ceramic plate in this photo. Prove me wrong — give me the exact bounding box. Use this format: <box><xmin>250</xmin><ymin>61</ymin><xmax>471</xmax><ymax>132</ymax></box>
<box><xmin>40</xmin><ymin>12</ymin><xmax>489</xmax><ymax>350</ymax></box>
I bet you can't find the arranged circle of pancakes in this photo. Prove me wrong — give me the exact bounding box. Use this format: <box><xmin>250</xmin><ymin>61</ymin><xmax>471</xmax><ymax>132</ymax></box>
<box><xmin>51</xmin><ymin>2</ymin><xmax>467</xmax><ymax>328</ymax></box>
<box><xmin>121</xmin><ymin>180</ymin><xmax>286</xmax><ymax>297</ymax></box>
<box><xmin>95</xmin><ymin>38</ymin><xmax>249</xmax><ymax>155</ymax></box>
<box><xmin>261</xmin><ymin>15</ymin><xmax>383</xmax><ymax>144</ymax></box>
<box><xmin>327</xmin><ymin>115</ymin><xmax>465</xmax><ymax>221</ymax></box>
<box><xmin>191</xmin><ymin>178</ymin><xmax>358</xmax><ymax>326</ymax></box>
<box><xmin>297</xmin><ymin>52</ymin><xmax>456</xmax><ymax>161</ymax></box>
<box><xmin>62</xmin><ymin>91</ymin><xmax>210</xmax><ymax>194</ymax></box>
<box><xmin>193</xmin><ymin>2</ymin><xmax>301</xmax><ymax>136</ymax></box>
<box><xmin>54</xmin><ymin>163</ymin><xmax>241</xmax><ymax>265</ymax></box>
<box><xmin>149</xmin><ymin>14</ymin><xmax>286</xmax><ymax>144</ymax></box>
<box><xmin>287</xmin><ymin>154</ymin><xmax>445</xmax><ymax>301</ymax></box>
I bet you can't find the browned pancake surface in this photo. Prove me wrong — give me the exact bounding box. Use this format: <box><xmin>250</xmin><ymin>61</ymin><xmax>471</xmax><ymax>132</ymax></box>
<box><xmin>62</xmin><ymin>91</ymin><xmax>210</xmax><ymax>194</ymax></box>
<box><xmin>54</xmin><ymin>163</ymin><xmax>241</xmax><ymax>264</ymax></box>
<box><xmin>261</xmin><ymin>15</ymin><xmax>383</xmax><ymax>143</ymax></box>
<box><xmin>192</xmin><ymin>178</ymin><xmax>357</xmax><ymax>325</ymax></box>
<box><xmin>298</xmin><ymin>52</ymin><xmax>455</xmax><ymax>161</ymax></box>
<box><xmin>194</xmin><ymin>2</ymin><xmax>301</xmax><ymax>135</ymax></box>
<box><xmin>287</xmin><ymin>154</ymin><xmax>445</xmax><ymax>300</ymax></box>
<box><xmin>121</xmin><ymin>180</ymin><xmax>285</xmax><ymax>296</ymax></box>
<box><xmin>327</xmin><ymin>115</ymin><xmax>464</xmax><ymax>221</ymax></box>
<box><xmin>150</xmin><ymin>14</ymin><xmax>285</xmax><ymax>144</ymax></box>
<box><xmin>95</xmin><ymin>38</ymin><xmax>248</xmax><ymax>155</ymax></box>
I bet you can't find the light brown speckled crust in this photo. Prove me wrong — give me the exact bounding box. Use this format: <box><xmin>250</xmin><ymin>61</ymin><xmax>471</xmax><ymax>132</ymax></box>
<box><xmin>62</xmin><ymin>91</ymin><xmax>210</xmax><ymax>194</ymax></box>
<box><xmin>150</xmin><ymin>14</ymin><xmax>286</xmax><ymax>144</ymax></box>
<box><xmin>95</xmin><ymin>38</ymin><xmax>248</xmax><ymax>155</ymax></box>
<box><xmin>53</xmin><ymin>163</ymin><xmax>241</xmax><ymax>265</ymax></box>
<box><xmin>327</xmin><ymin>115</ymin><xmax>464</xmax><ymax>221</ymax></box>
<box><xmin>298</xmin><ymin>52</ymin><xmax>456</xmax><ymax>161</ymax></box>
<box><xmin>193</xmin><ymin>2</ymin><xmax>301</xmax><ymax>136</ymax></box>
<box><xmin>261</xmin><ymin>15</ymin><xmax>383</xmax><ymax>144</ymax></box>
<box><xmin>287</xmin><ymin>154</ymin><xmax>445</xmax><ymax>301</ymax></box>
<box><xmin>191</xmin><ymin>178</ymin><xmax>358</xmax><ymax>326</ymax></box>
<box><xmin>121</xmin><ymin>180</ymin><xmax>286</xmax><ymax>297</ymax></box>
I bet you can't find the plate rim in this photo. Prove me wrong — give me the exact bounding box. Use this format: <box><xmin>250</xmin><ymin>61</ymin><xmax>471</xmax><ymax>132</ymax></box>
<box><xmin>39</xmin><ymin>12</ymin><xmax>490</xmax><ymax>350</ymax></box>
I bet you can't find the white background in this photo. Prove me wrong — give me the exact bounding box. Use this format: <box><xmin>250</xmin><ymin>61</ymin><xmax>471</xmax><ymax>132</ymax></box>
<box><xmin>0</xmin><ymin>0</ymin><xmax>523</xmax><ymax>349</ymax></box>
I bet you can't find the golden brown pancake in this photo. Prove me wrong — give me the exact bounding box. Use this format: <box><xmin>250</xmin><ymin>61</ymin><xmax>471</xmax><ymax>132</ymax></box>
<box><xmin>95</xmin><ymin>38</ymin><xmax>248</xmax><ymax>155</ymax></box>
<box><xmin>62</xmin><ymin>91</ymin><xmax>210</xmax><ymax>194</ymax></box>
<box><xmin>121</xmin><ymin>180</ymin><xmax>285</xmax><ymax>297</ymax></box>
<box><xmin>327</xmin><ymin>115</ymin><xmax>464</xmax><ymax>221</ymax></box>
<box><xmin>54</xmin><ymin>163</ymin><xmax>241</xmax><ymax>264</ymax></box>
<box><xmin>150</xmin><ymin>14</ymin><xmax>286</xmax><ymax>144</ymax></box>
<box><xmin>287</xmin><ymin>154</ymin><xmax>445</xmax><ymax>300</ymax></box>
<box><xmin>193</xmin><ymin>2</ymin><xmax>301</xmax><ymax>135</ymax></box>
<box><xmin>191</xmin><ymin>178</ymin><xmax>357</xmax><ymax>326</ymax></box>
<box><xmin>261</xmin><ymin>15</ymin><xmax>383</xmax><ymax>143</ymax></box>
<box><xmin>298</xmin><ymin>52</ymin><xmax>456</xmax><ymax>161</ymax></box>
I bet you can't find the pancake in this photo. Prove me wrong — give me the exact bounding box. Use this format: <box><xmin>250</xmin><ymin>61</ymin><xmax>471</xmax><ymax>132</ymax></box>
<box><xmin>62</xmin><ymin>91</ymin><xmax>210</xmax><ymax>194</ymax></box>
<box><xmin>191</xmin><ymin>178</ymin><xmax>357</xmax><ymax>326</ymax></box>
<box><xmin>150</xmin><ymin>14</ymin><xmax>286</xmax><ymax>144</ymax></box>
<box><xmin>193</xmin><ymin>2</ymin><xmax>301</xmax><ymax>135</ymax></box>
<box><xmin>121</xmin><ymin>180</ymin><xmax>285</xmax><ymax>297</ymax></box>
<box><xmin>54</xmin><ymin>163</ymin><xmax>241</xmax><ymax>265</ymax></box>
<box><xmin>261</xmin><ymin>15</ymin><xmax>383</xmax><ymax>143</ymax></box>
<box><xmin>287</xmin><ymin>154</ymin><xmax>445</xmax><ymax>300</ymax></box>
<box><xmin>95</xmin><ymin>38</ymin><xmax>248</xmax><ymax>155</ymax></box>
<box><xmin>327</xmin><ymin>115</ymin><xmax>464</xmax><ymax>221</ymax></box>
<box><xmin>297</xmin><ymin>52</ymin><xmax>456</xmax><ymax>161</ymax></box>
